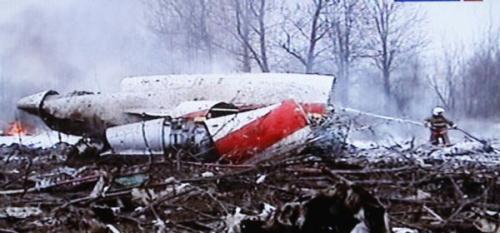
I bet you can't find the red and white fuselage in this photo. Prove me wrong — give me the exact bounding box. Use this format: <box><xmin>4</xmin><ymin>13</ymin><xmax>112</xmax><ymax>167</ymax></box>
<box><xmin>17</xmin><ymin>73</ymin><xmax>334</xmax><ymax>164</ymax></box>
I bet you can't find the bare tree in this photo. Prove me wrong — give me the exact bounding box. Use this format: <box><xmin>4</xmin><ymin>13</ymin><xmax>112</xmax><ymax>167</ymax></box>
<box><xmin>326</xmin><ymin>0</ymin><xmax>368</xmax><ymax>104</ymax></box>
<box><xmin>460</xmin><ymin>32</ymin><xmax>500</xmax><ymax>118</ymax></box>
<box><xmin>428</xmin><ymin>27</ymin><xmax>500</xmax><ymax>118</ymax></box>
<box><xmin>148</xmin><ymin>0</ymin><xmax>216</xmax><ymax>72</ymax></box>
<box><xmin>393</xmin><ymin>55</ymin><xmax>424</xmax><ymax>113</ymax></box>
<box><xmin>427</xmin><ymin>43</ymin><xmax>463</xmax><ymax>112</ymax></box>
<box><xmin>280</xmin><ymin>0</ymin><xmax>330</xmax><ymax>74</ymax></box>
<box><xmin>147</xmin><ymin>0</ymin><xmax>277</xmax><ymax>73</ymax></box>
<box><xmin>234</xmin><ymin>0</ymin><xmax>272</xmax><ymax>72</ymax></box>
<box><xmin>364</xmin><ymin>0</ymin><xmax>424</xmax><ymax>101</ymax></box>
<box><xmin>235</xmin><ymin>0</ymin><xmax>252</xmax><ymax>72</ymax></box>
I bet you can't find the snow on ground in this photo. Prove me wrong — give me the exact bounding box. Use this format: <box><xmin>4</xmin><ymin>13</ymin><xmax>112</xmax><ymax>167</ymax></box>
<box><xmin>333</xmin><ymin>110</ymin><xmax>500</xmax><ymax>166</ymax></box>
<box><xmin>346</xmin><ymin>139</ymin><xmax>500</xmax><ymax>167</ymax></box>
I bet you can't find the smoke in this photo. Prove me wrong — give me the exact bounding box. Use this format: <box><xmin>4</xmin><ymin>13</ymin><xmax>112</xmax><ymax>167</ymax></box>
<box><xmin>0</xmin><ymin>0</ymin><xmax>433</xmax><ymax>130</ymax></box>
<box><xmin>0</xmin><ymin>0</ymin><xmax>243</xmax><ymax>126</ymax></box>
<box><xmin>0</xmin><ymin>0</ymin><xmax>205</xmax><ymax>124</ymax></box>
<box><xmin>1</xmin><ymin>0</ymin><xmax>497</xmax><ymax>144</ymax></box>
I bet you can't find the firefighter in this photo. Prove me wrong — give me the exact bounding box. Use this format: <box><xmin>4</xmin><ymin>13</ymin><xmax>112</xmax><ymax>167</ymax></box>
<box><xmin>424</xmin><ymin>107</ymin><xmax>457</xmax><ymax>146</ymax></box>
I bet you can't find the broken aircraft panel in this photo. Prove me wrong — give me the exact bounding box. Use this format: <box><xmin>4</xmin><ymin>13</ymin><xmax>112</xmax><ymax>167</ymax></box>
<box><xmin>17</xmin><ymin>73</ymin><xmax>334</xmax><ymax>164</ymax></box>
<box><xmin>119</xmin><ymin>73</ymin><xmax>332</xmax><ymax>104</ymax></box>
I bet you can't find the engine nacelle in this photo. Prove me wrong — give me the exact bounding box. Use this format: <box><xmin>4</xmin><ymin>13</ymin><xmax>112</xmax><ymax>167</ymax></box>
<box><xmin>104</xmin><ymin>100</ymin><xmax>312</xmax><ymax>164</ymax></box>
<box><xmin>105</xmin><ymin>118</ymin><xmax>214</xmax><ymax>160</ymax></box>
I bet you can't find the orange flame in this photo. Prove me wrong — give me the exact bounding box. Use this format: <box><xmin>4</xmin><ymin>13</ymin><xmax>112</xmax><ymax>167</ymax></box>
<box><xmin>5</xmin><ymin>121</ymin><xmax>32</xmax><ymax>136</ymax></box>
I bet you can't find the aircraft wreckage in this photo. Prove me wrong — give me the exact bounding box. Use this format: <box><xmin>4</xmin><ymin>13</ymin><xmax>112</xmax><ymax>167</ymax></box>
<box><xmin>8</xmin><ymin>73</ymin><xmax>500</xmax><ymax>233</ymax></box>
<box><xmin>17</xmin><ymin>73</ymin><xmax>334</xmax><ymax>164</ymax></box>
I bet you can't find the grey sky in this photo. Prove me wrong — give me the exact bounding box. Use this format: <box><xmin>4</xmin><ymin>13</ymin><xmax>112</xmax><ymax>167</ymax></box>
<box><xmin>1</xmin><ymin>0</ymin><xmax>497</xmax><ymax>68</ymax></box>
<box><xmin>0</xmin><ymin>0</ymin><xmax>498</xmax><ymax>122</ymax></box>
<box><xmin>416</xmin><ymin>0</ymin><xmax>500</xmax><ymax>55</ymax></box>
<box><xmin>0</xmin><ymin>0</ymin><xmax>498</xmax><ymax>91</ymax></box>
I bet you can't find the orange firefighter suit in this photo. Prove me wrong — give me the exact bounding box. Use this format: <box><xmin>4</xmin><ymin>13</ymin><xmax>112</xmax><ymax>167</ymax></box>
<box><xmin>425</xmin><ymin>115</ymin><xmax>455</xmax><ymax>146</ymax></box>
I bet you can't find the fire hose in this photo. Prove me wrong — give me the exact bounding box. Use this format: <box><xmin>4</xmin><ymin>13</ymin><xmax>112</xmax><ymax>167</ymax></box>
<box><xmin>340</xmin><ymin>107</ymin><xmax>495</xmax><ymax>153</ymax></box>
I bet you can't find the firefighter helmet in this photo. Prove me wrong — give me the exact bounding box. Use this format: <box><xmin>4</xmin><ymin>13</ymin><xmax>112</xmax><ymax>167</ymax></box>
<box><xmin>432</xmin><ymin>107</ymin><xmax>445</xmax><ymax>116</ymax></box>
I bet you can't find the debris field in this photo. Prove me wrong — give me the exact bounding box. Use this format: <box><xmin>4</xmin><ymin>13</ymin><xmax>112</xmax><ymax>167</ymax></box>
<box><xmin>0</xmin><ymin>117</ymin><xmax>499</xmax><ymax>233</ymax></box>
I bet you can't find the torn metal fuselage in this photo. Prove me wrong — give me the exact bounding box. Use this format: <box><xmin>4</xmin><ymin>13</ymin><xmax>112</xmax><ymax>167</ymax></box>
<box><xmin>105</xmin><ymin>100</ymin><xmax>316</xmax><ymax>163</ymax></box>
<box><xmin>17</xmin><ymin>90</ymin><xmax>150</xmax><ymax>138</ymax></box>
<box><xmin>17</xmin><ymin>73</ymin><xmax>334</xmax><ymax>164</ymax></box>
<box><xmin>227</xmin><ymin>183</ymin><xmax>391</xmax><ymax>233</ymax></box>
<box><xmin>105</xmin><ymin>118</ymin><xmax>215</xmax><ymax>161</ymax></box>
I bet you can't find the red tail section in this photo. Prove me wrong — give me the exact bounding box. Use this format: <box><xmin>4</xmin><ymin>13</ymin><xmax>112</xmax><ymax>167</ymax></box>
<box><xmin>212</xmin><ymin>100</ymin><xmax>309</xmax><ymax>163</ymax></box>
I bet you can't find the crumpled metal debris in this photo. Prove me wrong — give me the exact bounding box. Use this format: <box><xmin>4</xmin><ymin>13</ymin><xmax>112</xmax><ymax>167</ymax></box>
<box><xmin>472</xmin><ymin>208</ymin><xmax>500</xmax><ymax>233</ymax></box>
<box><xmin>0</xmin><ymin>114</ymin><xmax>499</xmax><ymax>233</ymax></box>
<box><xmin>114</xmin><ymin>174</ymin><xmax>149</xmax><ymax>187</ymax></box>
<box><xmin>393</xmin><ymin>228</ymin><xmax>418</xmax><ymax>233</ymax></box>
<box><xmin>0</xmin><ymin>207</ymin><xmax>42</xmax><ymax>219</ymax></box>
<box><xmin>131</xmin><ymin>178</ymin><xmax>191</xmax><ymax>206</ymax></box>
<box><xmin>227</xmin><ymin>184</ymin><xmax>390</xmax><ymax>233</ymax></box>
<box><xmin>226</xmin><ymin>204</ymin><xmax>275</xmax><ymax>233</ymax></box>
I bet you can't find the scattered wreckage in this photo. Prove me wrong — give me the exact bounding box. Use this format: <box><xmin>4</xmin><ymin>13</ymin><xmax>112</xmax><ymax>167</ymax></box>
<box><xmin>16</xmin><ymin>73</ymin><xmax>333</xmax><ymax>164</ymax></box>
<box><xmin>1</xmin><ymin>73</ymin><xmax>499</xmax><ymax>232</ymax></box>
<box><xmin>0</xmin><ymin>129</ymin><xmax>498</xmax><ymax>232</ymax></box>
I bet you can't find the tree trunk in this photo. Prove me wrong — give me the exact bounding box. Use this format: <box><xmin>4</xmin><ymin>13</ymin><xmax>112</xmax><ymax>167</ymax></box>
<box><xmin>258</xmin><ymin>0</ymin><xmax>270</xmax><ymax>72</ymax></box>
<box><xmin>383</xmin><ymin>67</ymin><xmax>391</xmax><ymax>104</ymax></box>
